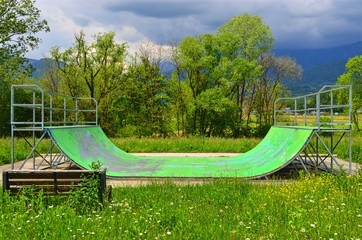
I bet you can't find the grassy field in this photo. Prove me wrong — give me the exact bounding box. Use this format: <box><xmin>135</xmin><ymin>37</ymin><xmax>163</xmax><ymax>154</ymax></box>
<box><xmin>0</xmin><ymin>136</ymin><xmax>261</xmax><ymax>165</ymax></box>
<box><xmin>0</xmin><ymin>173</ymin><xmax>361</xmax><ymax>239</ymax></box>
<box><xmin>1</xmin><ymin>130</ymin><xmax>362</xmax><ymax>164</ymax></box>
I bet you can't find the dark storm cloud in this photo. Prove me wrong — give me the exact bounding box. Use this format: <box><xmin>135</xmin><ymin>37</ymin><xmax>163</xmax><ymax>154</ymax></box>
<box><xmin>105</xmin><ymin>0</ymin><xmax>205</xmax><ymax>19</ymax></box>
<box><xmin>26</xmin><ymin>0</ymin><xmax>362</xmax><ymax>59</ymax></box>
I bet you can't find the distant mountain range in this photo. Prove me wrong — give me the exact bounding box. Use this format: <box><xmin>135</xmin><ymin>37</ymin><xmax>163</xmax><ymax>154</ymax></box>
<box><xmin>28</xmin><ymin>58</ymin><xmax>51</xmax><ymax>79</ymax></box>
<box><xmin>274</xmin><ymin>41</ymin><xmax>362</xmax><ymax>95</ymax></box>
<box><xmin>28</xmin><ymin>41</ymin><xmax>362</xmax><ymax>95</ymax></box>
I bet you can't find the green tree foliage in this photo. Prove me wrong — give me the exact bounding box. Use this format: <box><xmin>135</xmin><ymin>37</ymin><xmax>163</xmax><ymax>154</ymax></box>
<box><xmin>177</xmin><ymin>34</ymin><xmax>221</xmax><ymax>135</ymax></box>
<box><xmin>40</xmin><ymin>14</ymin><xmax>302</xmax><ymax>138</ymax></box>
<box><xmin>113</xmin><ymin>52</ymin><xmax>173</xmax><ymax>137</ymax></box>
<box><xmin>215</xmin><ymin>14</ymin><xmax>275</xmax><ymax>136</ymax></box>
<box><xmin>337</xmin><ymin>55</ymin><xmax>362</xmax><ymax>131</ymax></box>
<box><xmin>0</xmin><ymin>0</ymin><xmax>49</xmax><ymax>136</ymax></box>
<box><xmin>41</xmin><ymin>31</ymin><xmax>127</xmax><ymax>134</ymax></box>
<box><xmin>176</xmin><ymin>14</ymin><xmax>278</xmax><ymax>137</ymax></box>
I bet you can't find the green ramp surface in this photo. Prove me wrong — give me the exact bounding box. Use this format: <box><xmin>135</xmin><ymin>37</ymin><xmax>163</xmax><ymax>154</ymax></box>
<box><xmin>47</xmin><ymin>126</ymin><xmax>313</xmax><ymax>178</ymax></box>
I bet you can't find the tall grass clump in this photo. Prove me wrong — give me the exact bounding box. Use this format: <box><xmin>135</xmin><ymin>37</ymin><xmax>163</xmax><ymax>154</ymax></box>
<box><xmin>1</xmin><ymin>173</ymin><xmax>361</xmax><ymax>239</ymax></box>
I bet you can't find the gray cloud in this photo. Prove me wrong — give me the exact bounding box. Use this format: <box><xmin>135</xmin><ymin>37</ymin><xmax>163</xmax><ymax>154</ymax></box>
<box><xmin>26</xmin><ymin>0</ymin><xmax>362</xmax><ymax>59</ymax></box>
<box><xmin>105</xmin><ymin>0</ymin><xmax>205</xmax><ymax>19</ymax></box>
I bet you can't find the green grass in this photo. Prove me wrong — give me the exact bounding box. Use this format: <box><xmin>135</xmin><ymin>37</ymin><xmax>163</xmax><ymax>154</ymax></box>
<box><xmin>1</xmin><ymin>173</ymin><xmax>361</xmax><ymax>239</ymax></box>
<box><xmin>0</xmin><ymin>137</ymin><xmax>53</xmax><ymax>165</ymax></box>
<box><xmin>109</xmin><ymin>136</ymin><xmax>260</xmax><ymax>153</ymax></box>
<box><xmin>1</xmin><ymin>131</ymin><xmax>362</xmax><ymax>165</ymax></box>
<box><xmin>0</xmin><ymin>136</ymin><xmax>260</xmax><ymax>165</ymax></box>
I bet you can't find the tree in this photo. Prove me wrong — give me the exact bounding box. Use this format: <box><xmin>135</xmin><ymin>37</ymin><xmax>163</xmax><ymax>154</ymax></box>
<box><xmin>174</xmin><ymin>14</ymin><xmax>276</xmax><ymax>137</ymax></box>
<box><xmin>42</xmin><ymin>31</ymin><xmax>127</xmax><ymax>134</ymax></box>
<box><xmin>0</xmin><ymin>0</ymin><xmax>49</xmax><ymax>136</ymax></box>
<box><xmin>337</xmin><ymin>55</ymin><xmax>362</xmax><ymax>131</ymax></box>
<box><xmin>215</xmin><ymin>14</ymin><xmax>274</xmax><ymax>136</ymax></box>
<box><xmin>177</xmin><ymin>34</ymin><xmax>220</xmax><ymax>135</ymax></box>
<box><xmin>255</xmin><ymin>53</ymin><xmax>302</xmax><ymax>129</ymax></box>
<box><xmin>112</xmin><ymin>42</ymin><xmax>173</xmax><ymax>137</ymax></box>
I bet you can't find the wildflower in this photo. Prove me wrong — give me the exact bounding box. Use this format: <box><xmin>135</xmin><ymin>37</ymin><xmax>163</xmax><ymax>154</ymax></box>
<box><xmin>301</xmin><ymin>227</ymin><xmax>306</xmax><ymax>233</ymax></box>
<box><xmin>167</xmin><ymin>231</ymin><xmax>171</xmax><ymax>235</ymax></box>
<box><xmin>310</xmin><ymin>224</ymin><xmax>316</xmax><ymax>228</ymax></box>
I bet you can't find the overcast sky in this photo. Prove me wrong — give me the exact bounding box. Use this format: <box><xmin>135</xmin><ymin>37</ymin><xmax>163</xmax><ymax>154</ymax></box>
<box><xmin>26</xmin><ymin>0</ymin><xmax>362</xmax><ymax>59</ymax></box>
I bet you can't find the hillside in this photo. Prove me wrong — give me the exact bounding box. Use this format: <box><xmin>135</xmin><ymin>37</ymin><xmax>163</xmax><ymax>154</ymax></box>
<box><xmin>28</xmin><ymin>58</ymin><xmax>52</xmax><ymax>79</ymax></box>
<box><xmin>274</xmin><ymin>41</ymin><xmax>362</xmax><ymax>95</ymax></box>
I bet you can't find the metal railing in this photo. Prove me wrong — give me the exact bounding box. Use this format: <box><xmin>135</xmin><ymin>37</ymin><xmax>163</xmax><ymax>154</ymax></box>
<box><xmin>274</xmin><ymin>85</ymin><xmax>353</xmax><ymax>174</ymax></box>
<box><xmin>274</xmin><ymin>85</ymin><xmax>352</xmax><ymax>130</ymax></box>
<box><xmin>11</xmin><ymin>84</ymin><xmax>98</xmax><ymax>170</ymax></box>
<box><xmin>11</xmin><ymin>84</ymin><xmax>98</xmax><ymax>130</ymax></box>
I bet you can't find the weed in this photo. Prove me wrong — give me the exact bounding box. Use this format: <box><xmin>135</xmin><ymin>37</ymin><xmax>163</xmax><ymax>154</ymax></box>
<box><xmin>0</xmin><ymin>174</ymin><xmax>361</xmax><ymax>239</ymax></box>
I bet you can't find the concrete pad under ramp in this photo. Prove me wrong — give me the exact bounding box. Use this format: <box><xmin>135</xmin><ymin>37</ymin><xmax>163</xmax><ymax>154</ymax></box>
<box><xmin>47</xmin><ymin>126</ymin><xmax>313</xmax><ymax>179</ymax></box>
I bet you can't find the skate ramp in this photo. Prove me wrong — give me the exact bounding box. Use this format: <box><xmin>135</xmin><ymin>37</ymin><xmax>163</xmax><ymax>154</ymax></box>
<box><xmin>47</xmin><ymin>126</ymin><xmax>313</xmax><ymax>178</ymax></box>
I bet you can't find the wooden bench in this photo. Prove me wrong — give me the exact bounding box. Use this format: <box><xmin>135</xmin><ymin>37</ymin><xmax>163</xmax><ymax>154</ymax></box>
<box><xmin>2</xmin><ymin>170</ymin><xmax>111</xmax><ymax>202</ymax></box>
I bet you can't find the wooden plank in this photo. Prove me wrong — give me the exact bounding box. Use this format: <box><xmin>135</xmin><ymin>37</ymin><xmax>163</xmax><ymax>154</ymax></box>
<box><xmin>2</xmin><ymin>170</ymin><xmax>108</xmax><ymax>200</ymax></box>
<box><xmin>8</xmin><ymin>180</ymin><xmax>83</xmax><ymax>186</ymax></box>
<box><xmin>8</xmin><ymin>185</ymin><xmax>80</xmax><ymax>192</ymax></box>
<box><xmin>6</xmin><ymin>171</ymin><xmax>102</xmax><ymax>180</ymax></box>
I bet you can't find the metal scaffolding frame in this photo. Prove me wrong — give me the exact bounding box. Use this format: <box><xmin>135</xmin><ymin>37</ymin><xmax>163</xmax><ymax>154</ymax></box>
<box><xmin>10</xmin><ymin>84</ymin><xmax>353</xmax><ymax>177</ymax></box>
<box><xmin>10</xmin><ymin>84</ymin><xmax>98</xmax><ymax>170</ymax></box>
<box><xmin>274</xmin><ymin>85</ymin><xmax>353</xmax><ymax>174</ymax></box>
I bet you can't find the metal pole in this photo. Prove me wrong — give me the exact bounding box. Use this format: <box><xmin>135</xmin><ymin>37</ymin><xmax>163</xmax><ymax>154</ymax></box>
<box><xmin>330</xmin><ymin>91</ymin><xmax>334</xmax><ymax>169</ymax></box>
<box><xmin>304</xmin><ymin>96</ymin><xmax>307</xmax><ymax>126</ymax></box>
<box><xmin>273</xmin><ymin>100</ymin><xmax>277</xmax><ymax>126</ymax></box>
<box><xmin>330</xmin><ymin>91</ymin><xmax>334</xmax><ymax>127</ymax></box>
<box><xmin>316</xmin><ymin>93</ymin><xmax>321</xmax><ymax>130</ymax></box>
<box><xmin>64</xmin><ymin>96</ymin><xmax>66</xmax><ymax>126</ymax></box>
<box><xmin>96</xmin><ymin>100</ymin><xmax>98</xmax><ymax>125</ymax></box>
<box><xmin>50</xmin><ymin>95</ymin><xmax>53</xmax><ymax>126</ymax></box>
<box><xmin>75</xmin><ymin>98</ymin><xmax>78</xmax><ymax>124</ymax></box>
<box><xmin>294</xmin><ymin>99</ymin><xmax>297</xmax><ymax>125</ymax></box>
<box><xmin>32</xmin><ymin>90</ymin><xmax>36</xmax><ymax>169</ymax></box>
<box><xmin>349</xmin><ymin>85</ymin><xmax>353</xmax><ymax>174</ymax></box>
<box><xmin>41</xmin><ymin>90</ymin><xmax>44</xmax><ymax>130</ymax></box>
<box><xmin>10</xmin><ymin>86</ymin><xmax>14</xmax><ymax>170</ymax></box>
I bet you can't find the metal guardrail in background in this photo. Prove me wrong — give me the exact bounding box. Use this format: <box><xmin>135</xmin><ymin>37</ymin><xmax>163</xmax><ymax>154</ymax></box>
<box><xmin>274</xmin><ymin>85</ymin><xmax>353</xmax><ymax>174</ymax></box>
<box><xmin>10</xmin><ymin>84</ymin><xmax>98</xmax><ymax>169</ymax></box>
<box><xmin>11</xmin><ymin>84</ymin><xmax>98</xmax><ymax>129</ymax></box>
<box><xmin>274</xmin><ymin>85</ymin><xmax>352</xmax><ymax>130</ymax></box>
